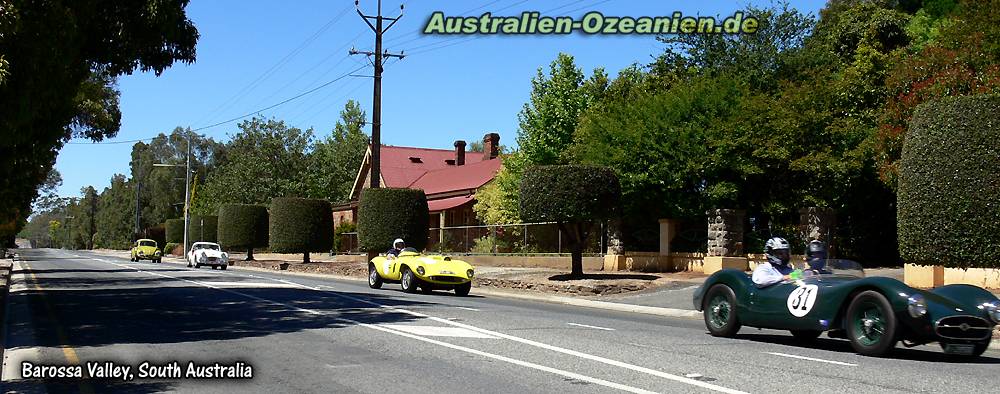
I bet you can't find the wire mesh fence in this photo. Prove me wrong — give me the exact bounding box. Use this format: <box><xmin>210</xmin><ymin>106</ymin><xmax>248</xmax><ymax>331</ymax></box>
<box><xmin>336</xmin><ymin>222</ymin><xmax>606</xmax><ymax>255</ymax></box>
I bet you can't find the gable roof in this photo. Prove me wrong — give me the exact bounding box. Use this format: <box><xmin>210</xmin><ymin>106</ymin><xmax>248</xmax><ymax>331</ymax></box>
<box><xmin>349</xmin><ymin>144</ymin><xmax>497</xmax><ymax>200</ymax></box>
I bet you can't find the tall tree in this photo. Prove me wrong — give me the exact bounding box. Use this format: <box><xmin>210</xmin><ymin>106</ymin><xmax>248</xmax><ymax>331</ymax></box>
<box><xmin>0</xmin><ymin>0</ymin><xmax>198</xmax><ymax>236</ymax></box>
<box><xmin>305</xmin><ymin>100</ymin><xmax>370</xmax><ymax>202</ymax></box>
<box><xmin>195</xmin><ymin>117</ymin><xmax>314</xmax><ymax>213</ymax></box>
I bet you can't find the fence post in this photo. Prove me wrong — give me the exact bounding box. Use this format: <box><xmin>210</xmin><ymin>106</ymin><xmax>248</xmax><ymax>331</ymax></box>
<box><xmin>558</xmin><ymin>226</ymin><xmax>561</xmax><ymax>254</ymax></box>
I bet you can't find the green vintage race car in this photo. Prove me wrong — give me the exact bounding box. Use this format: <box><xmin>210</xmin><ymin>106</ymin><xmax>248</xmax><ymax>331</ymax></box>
<box><xmin>369</xmin><ymin>248</ymin><xmax>474</xmax><ymax>296</ymax></box>
<box><xmin>694</xmin><ymin>259</ymin><xmax>1000</xmax><ymax>357</ymax></box>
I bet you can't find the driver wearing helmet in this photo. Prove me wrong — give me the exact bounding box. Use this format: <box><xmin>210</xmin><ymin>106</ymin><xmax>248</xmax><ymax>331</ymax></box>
<box><xmin>752</xmin><ymin>237</ymin><xmax>796</xmax><ymax>287</ymax></box>
<box><xmin>387</xmin><ymin>238</ymin><xmax>405</xmax><ymax>259</ymax></box>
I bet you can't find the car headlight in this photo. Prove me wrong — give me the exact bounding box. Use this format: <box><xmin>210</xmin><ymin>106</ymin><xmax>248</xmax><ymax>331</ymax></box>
<box><xmin>907</xmin><ymin>294</ymin><xmax>927</xmax><ymax>318</ymax></box>
<box><xmin>416</xmin><ymin>266</ymin><xmax>425</xmax><ymax>275</ymax></box>
<box><xmin>982</xmin><ymin>303</ymin><xmax>1000</xmax><ymax>324</ymax></box>
<box><xmin>155</xmin><ymin>250</ymin><xmax>161</xmax><ymax>255</ymax></box>
<box><xmin>467</xmin><ymin>269</ymin><xmax>474</xmax><ymax>278</ymax></box>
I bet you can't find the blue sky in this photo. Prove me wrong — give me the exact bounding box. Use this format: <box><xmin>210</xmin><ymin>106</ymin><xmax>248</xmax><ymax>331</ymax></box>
<box><xmin>57</xmin><ymin>0</ymin><xmax>827</xmax><ymax>197</ymax></box>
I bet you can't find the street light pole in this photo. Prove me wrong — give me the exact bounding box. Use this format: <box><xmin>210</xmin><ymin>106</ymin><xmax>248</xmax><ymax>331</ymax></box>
<box><xmin>183</xmin><ymin>131</ymin><xmax>192</xmax><ymax>264</ymax></box>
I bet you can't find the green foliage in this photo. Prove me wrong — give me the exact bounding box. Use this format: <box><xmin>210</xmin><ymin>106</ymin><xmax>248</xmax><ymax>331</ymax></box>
<box><xmin>197</xmin><ymin>117</ymin><xmax>314</xmax><ymax>212</ymax></box>
<box><xmin>333</xmin><ymin>221</ymin><xmax>356</xmax><ymax>252</ymax></box>
<box><xmin>269</xmin><ymin>197</ymin><xmax>333</xmax><ymax>255</ymax></box>
<box><xmin>187</xmin><ymin>215</ymin><xmax>218</xmax><ymax>245</ymax></box>
<box><xmin>0</xmin><ymin>0</ymin><xmax>198</xmax><ymax>235</ymax></box>
<box><xmin>898</xmin><ymin>94</ymin><xmax>1000</xmax><ymax>269</ymax></box>
<box><xmin>304</xmin><ymin>100</ymin><xmax>370</xmax><ymax>202</ymax></box>
<box><xmin>519</xmin><ymin>165</ymin><xmax>620</xmax><ymax>223</ymax></box>
<box><xmin>164</xmin><ymin>242</ymin><xmax>181</xmax><ymax>256</ymax></box>
<box><xmin>217</xmin><ymin>204</ymin><xmax>268</xmax><ymax>251</ymax></box>
<box><xmin>165</xmin><ymin>219</ymin><xmax>184</xmax><ymax>244</ymax></box>
<box><xmin>356</xmin><ymin>188</ymin><xmax>429</xmax><ymax>252</ymax></box>
<box><xmin>132</xmin><ymin>128</ymin><xmax>224</xmax><ymax>223</ymax></box>
<box><xmin>94</xmin><ymin>175</ymin><xmax>136</xmax><ymax>249</ymax></box>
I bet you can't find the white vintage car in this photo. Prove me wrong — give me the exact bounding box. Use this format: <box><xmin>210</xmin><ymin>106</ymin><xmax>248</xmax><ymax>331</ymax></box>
<box><xmin>187</xmin><ymin>242</ymin><xmax>229</xmax><ymax>270</ymax></box>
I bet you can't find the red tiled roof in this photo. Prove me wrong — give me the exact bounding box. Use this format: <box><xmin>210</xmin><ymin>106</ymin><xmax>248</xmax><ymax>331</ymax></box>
<box><xmin>427</xmin><ymin>195</ymin><xmax>475</xmax><ymax>212</ymax></box>
<box><xmin>409</xmin><ymin>158</ymin><xmax>502</xmax><ymax>196</ymax></box>
<box><xmin>380</xmin><ymin>146</ymin><xmax>485</xmax><ymax>188</ymax></box>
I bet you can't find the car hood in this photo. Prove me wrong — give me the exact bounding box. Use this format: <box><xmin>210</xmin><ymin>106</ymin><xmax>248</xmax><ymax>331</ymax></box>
<box><xmin>195</xmin><ymin>250</ymin><xmax>226</xmax><ymax>258</ymax></box>
<box><xmin>399</xmin><ymin>255</ymin><xmax>473</xmax><ymax>273</ymax></box>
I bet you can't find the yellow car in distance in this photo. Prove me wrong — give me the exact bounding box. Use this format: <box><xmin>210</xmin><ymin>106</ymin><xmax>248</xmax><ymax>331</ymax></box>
<box><xmin>369</xmin><ymin>248</ymin><xmax>474</xmax><ymax>296</ymax></box>
<box><xmin>130</xmin><ymin>239</ymin><xmax>162</xmax><ymax>263</ymax></box>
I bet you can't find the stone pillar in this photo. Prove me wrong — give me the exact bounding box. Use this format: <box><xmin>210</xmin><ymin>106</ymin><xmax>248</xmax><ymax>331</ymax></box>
<box><xmin>799</xmin><ymin>207</ymin><xmax>836</xmax><ymax>252</ymax></box>
<box><xmin>658</xmin><ymin>219</ymin><xmax>678</xmax><ymax>256</ymax></box>
<box><xmin>704</xmin><ymin>209</ymin><xmax>748</xmax><ymax>274</ymax></box>
<box><xmin>603</xmin><ymin>218</ymin><xmax>627</xmax><ymax>271</ymax></box>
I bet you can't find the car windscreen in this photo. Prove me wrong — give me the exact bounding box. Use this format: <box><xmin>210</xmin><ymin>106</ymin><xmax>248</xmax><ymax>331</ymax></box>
<box><xmin>139</xmin><ymin>241</ymin><xmax>156</xmax><ymax>247</ymax></box>
<box><xmin>200</xmin><ymin>244</ymin><xmax>220</xmax><ymax>250</ymax></box>
<box><xmin>801</xmin><ymin>259</ymin><xmax>865</xmax><ymax>278</ymax></box>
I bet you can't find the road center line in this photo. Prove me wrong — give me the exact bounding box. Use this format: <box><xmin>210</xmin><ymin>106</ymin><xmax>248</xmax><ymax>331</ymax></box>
<box><xmin>456</xmin><ymin>306</ymin><xmax>480</xmax><ymax>311</ymax></box>
<box><xmin>764</xmin><ymin>352</ymin><xmax>857</xmax><ymax>367</ymax></box>
<box><xmin>93</xmin><ymin>254</ymin><xmax>747</xmax><ymax>393</ymax></box>
<box><xmin>91</xmin><ymin>258</ymin><xmax>656</xmax><ymax>394</ymax></box>
<box><xmin>567</xmin><ymin>322</ymin><xmax>616</xmax><ymax>331</ymax></box>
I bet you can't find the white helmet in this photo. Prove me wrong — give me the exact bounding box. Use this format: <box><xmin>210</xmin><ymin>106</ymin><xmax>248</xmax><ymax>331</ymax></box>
<box><xmin>764</xmin><ymin>237</ymin><xmax>791</xmax><ymax>267</ymax></box>
<box><xmin>393</xmin><ymin>238</ymin><xmax>405</xmax><ymax>248</ymax></box>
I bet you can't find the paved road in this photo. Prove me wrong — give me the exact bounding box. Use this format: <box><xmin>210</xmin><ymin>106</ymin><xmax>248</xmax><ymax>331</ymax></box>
<box><xmin>2</xmin><ymin>249</ymin><xmax>997</xmax><ymax>393</ymax></box>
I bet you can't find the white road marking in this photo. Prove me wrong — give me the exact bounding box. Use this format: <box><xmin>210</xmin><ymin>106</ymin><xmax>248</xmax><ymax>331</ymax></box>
<box><xmin>379</xmin><ymin>325</ymin><xmax>498</xmax><ymax>339</ymax></box>
<box><xmin>685</xmin><ymin>373</ymin><xmax>703</xmax><ymax>378</ymax></box>
<box><xmin>90</xmin><ymin>258</ymin><xmax>656</xmax><ymax>394</ymax></box>
<box><xmin>456</xmin><ymin>306</ymin><xmax>480</xmax><ymax>311</ymax></box>
<box><xmin>567</xmin><ymin>322</ymin><xmax>616</xmax><ymax>331</ymax></box>
<box><xmin>765</xmin><ymin>352</ymin><xmax>857</xmax><ymax>367</ymax></box>
<box><xmin>196</xmin><ymin>281</ymin><xmax>301</xmax><ymax>288</ymax></box>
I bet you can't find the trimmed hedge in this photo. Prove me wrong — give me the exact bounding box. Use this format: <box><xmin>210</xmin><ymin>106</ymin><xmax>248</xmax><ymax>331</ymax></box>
<box><xmin>519</xmin><ymin>165</ymin><xmax>621</xmax><ymax>223</ymax></box>
<box><xmin>357</xmin><ymin>188</ymin><xmax>429</xmax><ymax>252</ymax></box>
<box><xmin>218</xmin><ymin>204</ymin><xmax>269</xmax><ymax>251</ymax></box>
<box><xmin>165</xmin><ymin>218</ymin><xmax>184</xmax><ymax>244</ymax></box>
<box><xmin>899</xmin><ymin>94</ymin><xmax>1000</xmax><ymax>269</ymax></box>
<box><xmin>187</xmin><ymin>215</ymin><xmax>218</xmax><ymax>244</ymax></box>
<box><xmin>269</xmin><ymin>197</ymin><xmax>333</xmax><ymax>254</ymax></box>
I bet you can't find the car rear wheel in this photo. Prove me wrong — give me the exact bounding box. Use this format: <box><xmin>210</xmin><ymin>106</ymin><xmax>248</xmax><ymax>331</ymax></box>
<box><xmin>368</xmin><ymin>264</ymin><xmax>383</xmax><ymax>289</ymax></box>
<box><xmin>846</xmin><ymin>290</ymin><xmax>898</xmax><ymax>357</ymax></box>
<box><xmin>400</xmin><ymin>267</ymin><xmax>418</xmax><ymax>293</ymax></box>
<box><xmin>220</xmin><ymin>265</ymin><xmax>227</xmax><ymax>270</ymax></box>
<box><xmin>703</xmin><ymin>284</ymin><xmax>741</xmax><ymax>337</ymax></box>
<box><xmin>454</xmin><ymin>282</ymin><xmax>471</xmax><ymax>296</ymax></box>
<box><xmin>790</xmin><ymin>330</ymin><xmax>822</xmax><ymax>341</ymax></box>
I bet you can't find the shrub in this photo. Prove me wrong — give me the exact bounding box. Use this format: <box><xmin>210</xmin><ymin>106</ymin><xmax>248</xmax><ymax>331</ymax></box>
<box><xmin>165</xmin><ymin>218</ymin><xmax>184</xmax><ymax>244</ymax></box>
<box><xmin>357</xmin><ymin>188</ymin><xmax>429</xmax><ymax>253</ymax></box>
<box><xmin>520</xmin><ymin>165</ymin><xmax>621</xmax><ymax>275</ymax></box>
<box><xmin>218</xmin><ymin>204</ymin><xmax>269</xmax><ymax>260</ymax></box>
<box><xmin>269</xmin><ymin>197</ymin><xmax>333</xmax><ymax>263</ymax></box>
<box><xmin>164</xmin><ymin>242</ymin><xmax>182</xmax><ymax>256</ymax></box>
<box><xmin>187</xmin><ymin>215</ymin><xmax>218</xmax><ymax>245</ymax></box>
<box><xmin>898</xmin><ymin>94</ymin><xmax>1000</xmax><ymax>269</ymax></box>
<box><xmin>333</xmin><ymin>221</ymin><xmax>356</xmax><ymax>253</ymax></box>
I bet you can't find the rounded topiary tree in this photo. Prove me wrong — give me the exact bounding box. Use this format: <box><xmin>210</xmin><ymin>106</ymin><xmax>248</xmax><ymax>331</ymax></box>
<box><xmin>898</xmin><ymin>94</ymin><xmax>1000</xmax><ymax>269</ymax></box>
<box><xmin>187</xmin><ymin>215</ymin><xmax>218</xmax><ymax>245</ymax></box>
<box><xmin>357</xmin><ymin>188</ymin><xmax>429</xmax><ymax>257</ymax></box>
<box><xmin>520</xmin><ymin>165</ymin><xmax>621</xmax><ymax>277</ymax></box>
<box><xmin>218</xmin><ymin>204</ymin><xmax>269</xmax><ymax>261</ymax></box>
<box><xmin>165</xmin><ymin>218</ymin><xmax>184</xmax><ymax>244</ymax></box>
<box><xmin>269</xmin><ymin>197</ymin><xmax>333</xmax><ymax>263</ymax></box>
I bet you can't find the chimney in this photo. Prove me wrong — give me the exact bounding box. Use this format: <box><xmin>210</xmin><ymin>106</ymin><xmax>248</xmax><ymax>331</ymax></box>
<box><xmin>483</xmin><ymin>133</ymin><xmax>500</xmax><ymax>160</ymax></box>
<box><xmin>453</xmin><ymin>140</ymin><xmax>466</xmax><ymax>166</ymax></box>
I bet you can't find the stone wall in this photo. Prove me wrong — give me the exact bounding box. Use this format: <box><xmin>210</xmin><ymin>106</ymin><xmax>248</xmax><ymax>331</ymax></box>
<box><xmin>706</xmin><ymin>209</ymin><xmax>745</xmax><ymax>257</ymax></box>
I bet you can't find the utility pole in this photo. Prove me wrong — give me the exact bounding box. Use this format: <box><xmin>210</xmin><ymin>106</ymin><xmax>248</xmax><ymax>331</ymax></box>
<box><xmin>351</xmin><ymin>0</ymin><xmax>404</xmax><ymax>189</ymax></box>
<box><xmin>134</xmin><ymin>181</ymin><xmax>142</xmax><ymax>241</ymax></box>
<box><xmin>183</xmin><ymin>130</ymin><xmax>192</xmax><ymax>264</ymax></box>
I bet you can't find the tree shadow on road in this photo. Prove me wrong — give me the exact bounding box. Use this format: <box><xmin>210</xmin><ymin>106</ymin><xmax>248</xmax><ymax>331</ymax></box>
<box><xmin>547</xmin><ymin>273</ymin><xmax>661</xmax><ymax>281</ymax></box>
<box><xmin>6</xmin><ymin>278</ymin><xmax>434</xmax><ymax>349</ymax></box>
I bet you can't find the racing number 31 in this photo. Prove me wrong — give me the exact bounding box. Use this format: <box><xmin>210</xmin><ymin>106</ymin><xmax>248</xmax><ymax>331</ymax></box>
<box><xmin>786</xmin><ymin>284</ymin><xmax>819</xmax><ymax>318</ymax></box>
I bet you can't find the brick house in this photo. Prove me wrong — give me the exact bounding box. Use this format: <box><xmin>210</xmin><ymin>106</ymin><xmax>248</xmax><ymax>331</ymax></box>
<box><xmin>332</xmin><ymin>133</ymin><xmax>502</xmax><ymax>236</ymax></box>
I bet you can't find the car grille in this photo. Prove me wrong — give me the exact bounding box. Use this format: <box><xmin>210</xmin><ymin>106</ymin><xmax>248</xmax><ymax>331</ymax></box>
<box><xmin>429</xmin><ymin>276</ymin><xmax>465</xmax><ymax>283</ymax></box>
<box><xmin>207</xmin><ymin>257</ymin><xmax>218</xmax><ymax>262</ymax></box>
<box><xmin>935</xmin><ymin>316</ymin><xmax>993</xmax><ymax>340</ymax></box>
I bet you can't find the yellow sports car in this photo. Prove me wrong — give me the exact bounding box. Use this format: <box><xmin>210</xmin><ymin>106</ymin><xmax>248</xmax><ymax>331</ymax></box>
<box><xmin>130</xmin><ymin>239</ymin><xmax>162</xmax><ymax>263</ymax></box>
<box><xmin>369</xmin><ymin>248</ymin><xmax>474</xmax><ymax>296</ymax></box>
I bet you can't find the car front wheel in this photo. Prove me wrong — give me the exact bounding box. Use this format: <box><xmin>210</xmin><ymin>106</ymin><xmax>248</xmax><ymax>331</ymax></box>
<box><xmin>454</xmin><ymin>282</ymin><xmax>471</xmax><ymax>296</ymax></box>
<box><xmin>846</xmin><ymin>290</ymin><xmax>898</xmax><ymax>357</ymax></box>
<box><xmin>400</xmin><ymin>267</ymin><xmax>418</xmax><ymax>293</ymax></box>
<box><xmin>368</xmin><ymin>264</ymin><xmax>383</xmax><ymax>289</ymax></box>
<box><xmin>703</xmin><ymin>284</ymin><xmax>741</xmax><ymax>337</ymax></box>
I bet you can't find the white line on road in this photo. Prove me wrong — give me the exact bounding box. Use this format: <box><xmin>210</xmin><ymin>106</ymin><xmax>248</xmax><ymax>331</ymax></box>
<box><xmin>86</xmin><ymin>254</ymin><xmax>747</xmax><ymax>393</ymax></box>
<box><xmin>90</xmin><ymin>258</ymin><xmax>657</xmax><ymax>394</ymax></box>
<box><xmin>567</xmin><ymin>322</ymin><xmax>616</xmax><ymax>331</ymax></box>
<box><xmin>456</xmin><ymin>306</ymin><xmax>480</xmax><ymax>311</ymax></box>
<box><xmin>765</xmin><ymin>352</ymin><xmax>857</xmax><ymax>367</ymax></box>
